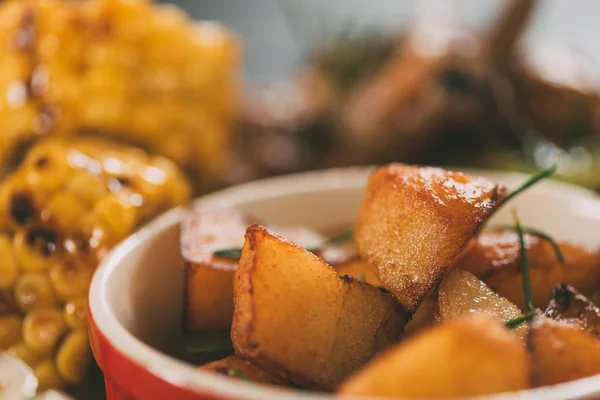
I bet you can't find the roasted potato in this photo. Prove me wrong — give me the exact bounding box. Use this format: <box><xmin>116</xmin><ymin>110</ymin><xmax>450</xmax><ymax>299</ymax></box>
<box><xmin>355</xmin><ymin>164</ymin><xmax>505</xmax><ymax>312</ymax></box>
<box><xmin>231</xmin><ymin>225</ymin><xmax>407</xmax><ymax>390</ymax></box>
<box><xmin>529</xmin><ymin>316</ymin><xmax>600</xmax><ymax>387</ymax></box>
<box><xmin>200</xmin><ymin>355</ymin><xmax>293</xmax><ymax>387</ymax></box>
<box><xmin>404</xmin><ymin>289</ymin><xmax>437</xmax><ymax>336</ymax></box>
<box><xmin>436</xmin><ymin>269</ymin><xmax>527</xmax><ymax>341</ymax></box>
<box><xmin>338</xmin><ymin>314</ymin><xmax>530</xmax><ymax>398</ymax></box>
<box><xmin>545</xmin><ymin>284</ymin><xmax>600</xmax><ymax>336</ymax></box>
<box><xmin>456</xmin><ymin>231</ymin><xmax>600</xmax><ymax>310</ymax></box>
<box><xmin>182</xmin><ymin>209</ymin><xmax>325</xmax><ymax>331</ymax></box>
<box><xmin>334</xmin><ymin>257</ymin><xmax>381</xmax><ymax>286</ymax></box>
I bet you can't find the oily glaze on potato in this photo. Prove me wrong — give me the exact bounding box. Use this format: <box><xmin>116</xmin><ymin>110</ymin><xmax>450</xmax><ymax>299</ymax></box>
<box><xmin>231</xmin><ymin>225</ymin><xmax>407</xmax><ymax>390</ymax></box>
<box><xmin>436</xmin><ymin>269</ymin><xmax>527</xmax><ymax>341</ymax></box>
<box><xmin>182</xmin><ymin>208</ymin><xmax>325</xmax><ymax>331</ymax></box>
<box><xmin>529</xmin><ymin>316</ymin><xmax>600</xmax><ymax>387</ymax></box>
<box><xmin>338</xmin><ymin>314</ymin><xmax>530</xmax><ymax>398</ymax></box>
<box><xmin>200</xmin><ymin>355</ymin><xmax>293</xmax><ymax>387</ymax></box>
<box><xmin>545</xmin><ymin>284</ymin><xmax>600</xmax><ymax>336</ymax></box>
<box><xmin>456</xmin><ymin>231</ymin><xmax>600</xmax><ymax>310</ymax></box>
<box><xmin>355</xmin><ymin>164</ymin><xmax>505</xmax><ymax>313</ymax></box>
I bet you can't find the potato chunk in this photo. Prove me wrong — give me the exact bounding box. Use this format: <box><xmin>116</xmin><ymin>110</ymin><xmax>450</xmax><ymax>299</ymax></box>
<box><xmin>200</xmin><ymin>355</ymin><xmax>293</xmax><ymax>387</ymax></box>
<box><xmin>334</xmin><ymin>258</ymin><xmax>381</xmax><ymax>286</ymax></box>
<box><xmin>182</xmin><ymin>209</ymin><xmax>324</xmax><ymax>331</ymax></box>
<box><xmin>355</xmin><ymin>164</ymin><xmax>505</xmax><ymax>312</ymax></box>
<box><xmin>529</xmin><ymin>316</ymin><xmax>600</xmax><ymax>387</ymax></box>
<box><xmin>338</xmin><ymin>314</ymin><xmax>530</xmax><ymax>398</ymax></box>
<box><xmin>545</xmin><ymin>284</ymin><xmax>600</xmax><ymax>336</ymax></box>
<box><xmin>232</xmin><ymin>225</ymin><xmax>407</xmax><ymax>390</ymax></box>
<box><xmin>436</xmin><ymin>269</ymin><xmax>527</xmax><ymax>341</ymax></box>
<box><xmin>456</xmin><ymin>231</ymin><xmax>600</xmax><ymax>310</ymax></box>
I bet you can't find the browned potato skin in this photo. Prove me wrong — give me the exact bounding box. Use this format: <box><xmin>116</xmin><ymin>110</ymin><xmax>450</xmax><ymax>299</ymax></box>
<box><xmin>355</xmin><ymin>164</ymin><xmax>505</xmax><ymax>313</ymax></box>
<box><xmin>530</xmin><ymin>316</ymin><xmax>600</xmax><ymax>387</ymax></box>
<box><xmin>334</xmin><ymin>257</ymin><xmax>381</xmax><ymax>286</ymax></box>
<box><xmin>545</xmin><ymin>284</ymin><xmax>600</xmax><ymax>336</ymax></box>
<box><xmin>436</xmin><ymin>269</ymin><xmax>527</xmax><ymax>341</ymax></box>
<box><xmin>456</xmin><ymin>231</ymin><xmax>600</xmax><ymax>310</ymax></box>
<box><xmin>338</xmin><ymin>314</ymin><xmax>530</xmax><ymax>398</ymax></box>
<box><xmin>200</xmin><ymin>355</ymin><xmax>293</xmax><ymax>387</ymax></box>
<box><xmin>232</xmin><ymin>225</ymin><xmax>407</xmax><ymax>390</ymax></box>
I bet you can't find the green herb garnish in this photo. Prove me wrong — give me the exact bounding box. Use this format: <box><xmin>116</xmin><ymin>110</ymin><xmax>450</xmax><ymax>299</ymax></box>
<box><xmin>376</xmin><ymin>286</ymin><xmax>391</xmax><ymax>294</ymax></box>
<box><xmin>487</xmin><ymin>161</ymin><xmax>559</xmax><ymax>224</ymax></box>
<box><xmin>213</xmin><ymin>248</ymin><xmax>243</xmax><ymax>259</ymax></box>
<box><xmin>213</xmin><ymin>229</ymin><xmax>353</xmax><ymax>259</ymax></box>
<box><xmin>493</xmin><ymin>225</ymin><xmax>565</xmax><ymax>264</ymax></box>
<box><xmin>505</xmin><ymin>309</ymin><xmax>537</xmax><ymax>328</ymax></box>
<box><xmin>228</xmin><ymin>368</ymin><xmax>248</xmax><ymax>381</ymax></box>
<box><xmin>504</xmin><ymin>209</ymin><xmax>537</xmax><ymax>328</ymax></box>
<box><xmin>186</xmin><ymin>343</ymin><xmax>234</xmax><ymax>356</ymax></box>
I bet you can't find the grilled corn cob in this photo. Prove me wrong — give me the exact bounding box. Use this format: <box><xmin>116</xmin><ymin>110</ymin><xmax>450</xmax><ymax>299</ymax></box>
<box><xmin>0</xmin><ymin>0</ymin><xmax>239</xmax><ymax>188</ymax></box>
<box><xmin>0</xmin><ymin>137</ymin><xmax>191</xmax><ymax>389</ymax></box>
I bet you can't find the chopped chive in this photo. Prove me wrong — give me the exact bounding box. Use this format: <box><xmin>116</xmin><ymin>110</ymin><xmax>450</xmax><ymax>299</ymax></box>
<box><xmin>228</xmin><ymin>368</ymin><xmax>248</xmax><ymax>381</ymax></box>
<box><xmin>493</xmin><ymin>225</ymin><xmax>565</xmax><ymax>264</ymax></box>
<box><xmin>505</xmin><ymin>309</ymin><xmax>537</xmax><ymax>328</ymax></box>
<box><xmin>213</xmin><ymin>248</ymin><xmax>243</xmax><ymax>259</ymax></box>
<box><xmin>513</xmin><ymin>209</ymin><xmax>534</xmax><ymax>312</ymax></box>
<box><xmin>376</xmin><ymin>286</ymin><xmax>391</xmax><ymax>294</ymax></box>
<box><xmin>486</xmin><ymin>160</ymin><xmax>559</xmax><ymax>223</ymax></box>
<box><xmin>214</xmin><ymin>229</ymin><xmax>353</xmax><ymax>259</ymax></box>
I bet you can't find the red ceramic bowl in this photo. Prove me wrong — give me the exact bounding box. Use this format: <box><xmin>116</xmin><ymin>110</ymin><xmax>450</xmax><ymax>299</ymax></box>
<box><xmin>89</xmin><ymin>167</ymin><xmax>600</xmax><ymax>400</ymax></box>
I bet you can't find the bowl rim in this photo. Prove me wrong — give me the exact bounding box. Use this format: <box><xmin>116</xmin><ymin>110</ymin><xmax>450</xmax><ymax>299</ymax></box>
<box><xmin>89</xmin><ymin>165</ymin><xmax>600</xmax><ymax>400</ymax></box>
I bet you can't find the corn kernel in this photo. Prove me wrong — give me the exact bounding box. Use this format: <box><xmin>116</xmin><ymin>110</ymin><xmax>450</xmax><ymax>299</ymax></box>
<box><xmin>63</xmin><ymin>297</ymin><xmax>88</xmax><ymax>329</ymax></box>
<box><xmin>0</xmin><ymin>234</ymin><xmax>19</xmax><ymax>289</ymax></box>
<box><xmin>45</xmin><ymin>192</ymin><xmax>87</xmax><ymax>233</ymax></box>
<box><xmin>55</xmin><ymin>330</ymin><xmax>90</xmax><ymax>384</ymax></box>
<box><xmin>0</xmin><ymin>315</ymin><xmax>23</xmax><ymax>349</ymax></box>
<box><xmin>34</xmin><ymin>359</ymin><xmax>65</xmax><ymax>390</ymax></box>
<box><xmin>49</xmin><ymin>260</ymin><xmax>94</xmax><ymax>301</ymax></box>
<box><xmin>23</xmin><ymin>309</ymin><xmax>66</xmax><ymax>356</ymax></box>
<box><xmin>13</xmin><ymin>225</ymin><xmax>61</xmax><ymax>272</ymax></box>
<box><xmin>92</xmin><ymin>194</ymin><xmax>137</xmax><ymax>240</ymax></box>
<box><xmin>15</xmin><ymin>272</ymin><xmax>58</xmax><ymax>312</ymax></box>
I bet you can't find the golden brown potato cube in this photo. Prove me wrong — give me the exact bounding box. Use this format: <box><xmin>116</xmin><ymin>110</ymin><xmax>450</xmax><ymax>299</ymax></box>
<box><xmin>182</xmin><ymin>209</ymin><xmax>325</xmax><ymax>332</ymax></box>
<box><xmin>355</xmin><ymin>163</ymin><xmax>505</xmax><ymax>313</ymax></box>
<box><xmin>232</xmin><ymin>225</ymin><xmax>407</xmax><ymax>390</ymax></box>
<box><xmin>436</xmin><ymin>269</ymin><xmax>527</xmax><ymax>341</ymax></box>
<box><xmin>200</xmin><ymin>355</ymin><xmax>293</xmax><ymax>387</ymax></box>
<box><xmin>338</xmin><ymin>314</ymin><xmax>530</xmax><ymax>398</ymax></box>
<box><xmin>530</xmin><ymin>316</ymin><xmax>600</xmax><ymax>387</ymax></box>
<box><xmin>456</xmin><ymin>231</ymin><xmax>600</xmax><ymax>310</ymax></box>
<box><xmin>545</xmin><ymin>284</ymin><xmax>600</xmax><ymax>336</ymax></box>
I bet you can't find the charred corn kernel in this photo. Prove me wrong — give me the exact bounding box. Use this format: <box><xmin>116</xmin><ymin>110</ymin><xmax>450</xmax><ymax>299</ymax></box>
<box><xmin>0</xmin><ymin>138</ymin><xmax>190</xmax><ymax>381</ymax></box>
<box><xmin>55</xmin><ymin>330</ymin><xmax>90</xmax><ymax>384</ymax></box>
<box><xmin>0</xmin><ymin>315</ymin><xmax>23</xmax><ymax>349</ymax></box>
<box><xmin>0</xmin><ymin>0</ymin><xmax>239</xmax><ymax>187</ymax></box>
<box><xmin>63</xmin><ymin>297</ymin><xmax>87</xmax><ymax>329</ymax></box>
<box><xmin>66</xmin><ymin>171</ymin><xmax>107</xmax><ymax>205</ymax></box>
<box><xmin>23</xmin><ymin>309</ymin><xmax>66</xmax><ymax>356</ymax></box>
<box><xmin>45</xmin><ymin>193</ymin><xmax>87</xmax><ymax>233</ymax></box>
<box><xmin>0</xmin><ymin>234</ymin><xmax>19</xmax><ymax>289</ymax></box>
<box><xmin>13</xmin><ymin>225</ymin><xmax>60</xmax><ymax>272</ymax></box>
<box><xmin>92</xmin><ymin>195</ymin><xmax>136</xmax><ymax>240</ymax></box>
<box><xmin>49</xmin><ymin>260</ymin><xmax>93</xmax><ymax>301</ymax></box>
<box><xmin>15</xmin><ymin>272</ymin><xmax>57</xmax><ymax>312</ymax></box>
<box><xmin>34</xmin><ymin>359</ymin><xmax>65</xmax><ymax>390</ymax></box>
<box><xmin>22</xmin><ymin>142</ymin><xmax>73</xmax><ymax>194</ymax></box>
<box><xmin>7</xmin><ymin>341</ymin><xmax>41</xmax><ymax>367</ymax></box>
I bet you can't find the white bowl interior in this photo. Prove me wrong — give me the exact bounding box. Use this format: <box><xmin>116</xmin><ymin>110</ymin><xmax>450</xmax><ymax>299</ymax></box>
<box><xmin>90</xmin><ymin>167</ymin><xmax>600</xmax><ymax>400</ymax></box>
